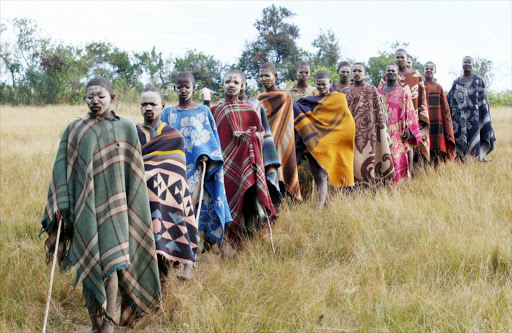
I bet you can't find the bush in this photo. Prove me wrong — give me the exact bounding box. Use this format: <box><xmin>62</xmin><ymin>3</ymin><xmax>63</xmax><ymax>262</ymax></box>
<box><xmin>488</xmin><ymin>90</ymin><xmax>512</xmax><ymax>108</ymax></box>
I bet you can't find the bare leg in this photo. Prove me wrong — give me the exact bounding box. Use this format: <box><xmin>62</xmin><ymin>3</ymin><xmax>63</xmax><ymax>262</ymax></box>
<box><xmin>177</xmin><ymin>262</ymin><xmax>194</xmax><ymax>280</ymax></box>
<box><xmin>100</xmin><ymin>271</ymin><xmax>118</xmax><ymax>333</ymax></box>
<box><xmin>407</xmin><ymin>149</ymin><xmax>414</xmax><ymax>177</ymax></box>
<box><xmin>87</xmin><ymin>302</ymin><xmax>102</xmax><ymax>333</ymax></box>
<box><xmin>190</xmin><ymin>166</ymin><xmax>203</xmax><ymax>207</ymax></box>
<box><xmin>309</xmin><ymin>157</ymin><xmax>328</xmax><ymax>209</ymax></box>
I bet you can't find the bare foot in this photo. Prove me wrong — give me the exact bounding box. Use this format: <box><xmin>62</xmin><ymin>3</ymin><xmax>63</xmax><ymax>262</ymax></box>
<box><xmin>176</xmin><ymin>262</ymin><xmax>194</xmax><ymax>280</ymax></box>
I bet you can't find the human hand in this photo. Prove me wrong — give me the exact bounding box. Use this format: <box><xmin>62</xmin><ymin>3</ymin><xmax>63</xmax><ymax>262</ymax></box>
<box><xmin>199</xmin><ymin>155</ymin><xmax>209</xmax><ymax>163</ymax></box>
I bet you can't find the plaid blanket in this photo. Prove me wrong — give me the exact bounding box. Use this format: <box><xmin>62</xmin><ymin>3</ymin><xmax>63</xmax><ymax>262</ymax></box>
<box><xmin>211</xmin><ymin>102</ymin><xmax>276</xmax><ymax>243</ymax></box>
<box><xmin>137</xmin><ymin>123</ymin><xmax>198</xmax><ymax>264</ymax></box>
<box><xmin>425</xmin><ymin>81</ymin><xmax>456</xmax><ymax>161</ymax></box>
<box><xmin>293</xmin><ymin>93</ymin><xmax>356</xmax><ymax>187</ymax></box>
<box><xmin>343</xmin><ymin>84</ymin><xmax>395</xmax><ymax>184</ymax></box>
<box><xmin>41</xmin><ymin>114</ymin><xmax>160</xmax><ymax>326</ymax></box>
<box><xmin>257</xmin><ymin>91</ymin><xmax>302</xmax><ymax>201</ymax></box>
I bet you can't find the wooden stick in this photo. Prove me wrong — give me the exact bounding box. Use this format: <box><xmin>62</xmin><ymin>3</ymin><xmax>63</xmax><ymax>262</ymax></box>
<box><xmin>195</xmin><ymin>161</ymin><xmax>207</xmax><ymax>223</ymax></box>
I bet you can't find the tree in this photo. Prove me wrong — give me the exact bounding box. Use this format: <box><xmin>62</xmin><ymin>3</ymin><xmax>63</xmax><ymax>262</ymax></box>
<box><xmin>309</xmin><ymin>29</ymin><xmax>341</xmax><ymax>69</ymax></box>
<box><xmin>237</xmin><ymin>5</ymin><xmax>301</xmax><ymax>84</ymax></box>
<box><xmin>473</xmin><ymin>57</ymin><xmax>494</xmax><ymax>87</ymax></box>
<box><xmin>172</xmin><ymin>49</ymin><xmax>227</xmax><ymax>92</ymax></box>
<box><xmin>134</xmin><ymin>47</ymin><xmax>173</xmax><ymax>90</ymax></box>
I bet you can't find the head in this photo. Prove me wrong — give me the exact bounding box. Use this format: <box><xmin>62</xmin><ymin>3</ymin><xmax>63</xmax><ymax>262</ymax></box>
<box><xmin>385</xmin><ymin>63</ymin><xmax>399</xmax><ymax>81</ymax></box>
<box><xmin>174</xmin><ymin>71</ymin><xmax>195</xmax><ymax>102</ymax></box>
<box><xmin>259</xmin><ymin>63</ymin><xmax>278</xmax><ymax>89</ymax></box>
<box><xmin>314</xmin><ymin>70</ymin><xmax>331</xmax><ymax>94</ymax></box>
<box><xmin>85</xmin><ymin>77</ymin><xmax>114</xmax><ymax>116</ymax></box>
<box><xmin>234</xmin><ymin>69</ymin><xmax>248</xmax><ymax>98</ymax></box>
<box><xmin>352</xmin><ymin>63</ymin><xmax>366</xmax><ymax>83</ymax></box>
<box><xmin>223</xmin><ymin>70</ymin><xmax>244</xmax><ymax>98</ymax></box>
<box><xmin>296</xmin><ymin>61</ymin><xmax>311</xmax><ymax>82</ymax></box>
<box><xmin>140</xmin><ymin>86</ymin><xmax>165</xmax><ymax>124</ymax></box>
<box><xmin>337</xmin><ymin>61</ymin><xmax>351</xmax><ymax>82</ymax></box>
<box><xmin>406</xmin><ymin>55</ymin><xmax>414</xmax><ymax>69</ymax></box>
<box><xmin>462</xmin><ymin>56</ymin><xmax>474</xmax><ymax>72</ymax></box>
<box><xmin>424</xmin><ymin>61</ymin><xmax>436</xmax><ymax>79</ymax></box>
<box><xmin>394</xmin><ymin>49</ymin><xmax>408</xmax><ymax>69</ymax></box>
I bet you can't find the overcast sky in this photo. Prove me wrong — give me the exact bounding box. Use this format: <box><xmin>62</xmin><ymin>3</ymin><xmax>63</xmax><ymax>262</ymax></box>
<box><xmin>1</xmin><ymin>0</ymin><xmax>511</xmax><ymax>91</ymax></box>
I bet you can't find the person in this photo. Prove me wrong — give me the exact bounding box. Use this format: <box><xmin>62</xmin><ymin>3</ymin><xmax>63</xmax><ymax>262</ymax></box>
<box><xmin>161</xmin><ymin>72</ymin><xmax>232</xmax><ymax>250</ymax></box>
<box><xmin>406</xmin><ymin>54</ymin><xmax>414</xmax><ymax>70</ymax></box>
<box><xmin>447</xmin><ymin>56</ymin><xmax>495</xmax><ymax>162</ymax></box>
<box><xmin>330</xmin><ymin>61</ymin><xmax>352</xmax><ymax>92</ymax></box>
<box><xmin>378</xmin><ymin>64</ymin><xmax>422</xmax><ymax>182</ymax></box>
<box><xmin>40</xmin><ymin>77</ymin><xmax>160</xmax><ymax>332</ymax></box>
<box><xmin>379</xmin><ymin>49</ymin><xmax>430</xmax><ymax>173</ymax></box>
<box><xmin>423</xmin><ymin>62</ymin><xmax>457</xmax><ymax>166</ymax></box>
<box><xmin>257</xmin><ymin>63</ymin><xmax>302</xmax><ymax>202</ymax></box>
<box><xmin>200</xmin><ymin>85</ymin><xmax>215</xmax><ymax>107</ymax></box>
<box><xmin>211</xmin><ymin>70</ymin><xmax>276</xmax><ymax>247</ymax></box>
<box><xmin>136</xmin><ymin>86</ymin><xmax>198</xmax><ymax>281</ymax></box>
<box><xmin>342</xmin><ymin>63</ymin><xmax>395</xmax><ymax>185</ymax></box>
<box><xmin>237</xmin><ymin>70</ymin><xmax>282</xmax><ymax>210</ymax></box>
<box><xmin>293</xmin><ymin>70</ymin><xmax>355</xmax><ymax>208</ymax></box>
<box><xmin>287</xmin><ymin>61</ymin><xmax>318</xmax><ymax>102</ymax></box>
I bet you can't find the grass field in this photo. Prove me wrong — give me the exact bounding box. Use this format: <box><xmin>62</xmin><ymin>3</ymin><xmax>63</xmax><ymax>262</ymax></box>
<box><xmin>0</xmin><ymin>104</ymin><xmax>511</xmax><ymax>332</ymax></box>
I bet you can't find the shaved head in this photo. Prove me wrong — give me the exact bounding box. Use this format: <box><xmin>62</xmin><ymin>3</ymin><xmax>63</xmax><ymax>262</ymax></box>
<box><xmin>387</xmin><ymin>63</ymin><xmax>399</xmax><ymax>71</ymax></box>
<box><xmin>395</xmin><ymin>48</ymin><xmax>407</xmax><ymax>55</ymax></box>
<box><xmin>87</xmin><ymin>77</ymin><xmax>113</xmax><ymax>95</ymax></box>
<box><xmin>260</xmin><ymin>63</ymin><xmax>277</xmax><ymax>74</ymax></box>
<box><xmin>353</xmin><ymin>62</ymin><xmax>366</xmax><ymax>70</ymax></box>
<box><xmin>337</xmin><ymin>61</ymin><xmax>351</xmax><ymax>71</ymax></box>
<box><xmin>315</xmin><ymin>70</ymin><xmax>330</xmax><ymax>80</ymax></box>
<box><xmin>142</xmin><ymin>86</ymin><xmax>164</xmax><ymax>104</ymax></box>
<box><xmin>175</xmin><ymin>71</ymin><xmax>195</xmax><ymax>84</ymax></box>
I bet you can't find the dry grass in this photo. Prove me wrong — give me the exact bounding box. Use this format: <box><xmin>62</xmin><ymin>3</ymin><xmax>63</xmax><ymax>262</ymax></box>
<box><xmin>0</xmin><ymin>104</ymin><xmax>511</xmax><ymax>332</ymax></box>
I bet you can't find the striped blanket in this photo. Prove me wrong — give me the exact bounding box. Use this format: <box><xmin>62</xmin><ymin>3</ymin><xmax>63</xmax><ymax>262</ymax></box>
<box><xmin>342</xmin><ymin>84</ymin><xmax>395</xmax><ymax>184</ymax></box>
<box><xmin>257</xmin><ymin>91</ymin><xmax>302</xmax><ymax>201</ymax></box>
<box><xmin>293</xmin><ymin>93</ymin><xmax>356</xmax><ymax>187</ymax></box>
<box><xmin>41</xmin><ymin>114</ymin><xmax>160</xmax><ymax>326</ymax></box>
<box><xmin>211</xmin><ymin>102</ymin><xmax>276</xmax><ymax>244</ymax></box>
<box><xmin>425</xmin><ymin>81</ymin><xmax>456</xmax><ymax>161</ymax></box>
<box><xmin>137</xmin><ymin>123</ymin><xmax>198</xmax><ymax>265</ymax></box>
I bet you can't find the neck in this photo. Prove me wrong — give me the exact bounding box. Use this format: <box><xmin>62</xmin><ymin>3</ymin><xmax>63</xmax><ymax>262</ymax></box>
<box><xmin>386</xmin><ymin>79</ymin><xmax>397</xmax><ymax>88</ymax></box>
<box><xmin>266</xmin><ymin>85</ymin><xmax>279</xmax><ymax>93</ymax></box>
<box><xmin>225</xmin><ymin>94</ymin><xmax>239</xmax><ymax>104</ymax></box>
<box><xmin>463</xmin><ymin>70</ymin><xmax>472</xmax><ymax>77</ymax></box>
<box><xmin>339</xmin><ymin>78</ymin><xmax>348</xmax><ymax>84</ymax></box>
<box><xmin>353</xmin><ymin>80</ymin><xmax>364</xmax><ymax>87</ymax></box>
<box><xmin>295</xmin><ymin>80</ymin><xmax>309</xmax><ymax>89</ymax></box>
<box><xmin>178</xmin><ymin>98</ymin><xmax>195</xmax><ymax>109</ymax></box>
<box><xmin>239</xmin><ymin>94</ymin><xmax>249</xmax><ymax>103</ymax></box>
<box><xmin>425</xmin><ymin>76</ymin><xmax>434</xmax><ymax>83</ymax></box>
<box><xmin>96</xmin><ymin>109</ymin><xmax>114</xmax><ymax>119</ymax></box>
<box><xmin>143</xmin><ymin>119</ymin><xmax>161</xmax><ymax>129</ymax></box>
<box><xmin>398</xmin><ymin>66</ymin><xmax>407</xmax><ymax>74</ymax></box>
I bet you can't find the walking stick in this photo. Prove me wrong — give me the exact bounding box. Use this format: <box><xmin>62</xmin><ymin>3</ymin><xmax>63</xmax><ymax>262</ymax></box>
<box><xmin>267</xmin><ymin>218</ymin><xmax>276</xmax><ymax>254</ymax></box>
<box><xmin>195</xmin><ymin>161</ymin><xmax>207</xmax><ymax>223</ymax></box>
<box><xmin>42</xmin><ymin>212</ymin><xmax>63</xmax><ymax>333</ymax></box>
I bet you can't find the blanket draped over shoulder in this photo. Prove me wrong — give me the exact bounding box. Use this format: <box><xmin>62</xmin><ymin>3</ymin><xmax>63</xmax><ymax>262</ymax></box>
<box><xmin>293</xmin><ymin>93</ymin><xmax>356</xmax><ymax>187</ymax></box>
<box><xmin>380</xmin><ymin>71</ymin><xmax>430</xmax><ymax>161</ymax></box>
<box><xmin>137</xmin><ymin>123</ymin><xmax>198</xmax><ymax>264</ymax></box>
<box><xmin>342</xmin><ymin>84</ymin><xmax>395</xmax><ymax>184</ymax></box>
<box><xmin>41</xmin><ymin>114</ymin><xmax>161</xmax><ymax>326</ymax></box>
<box><xmin>425</xmin><ymin>81</ymin><xmax>457</xmax><ymax>161</ymax></box>
<box><xmin>161</xmin><ymin>105</ymin><xmax>232</xmax><ymax>244</ymax></box>
<box><xmin>447</xmin><ymin>74</ymin><xmax>495</xmax><ymax>158</ymax></box>
<box><xmin>211</xmin><ymin>102</ymin><xmax>276</xmax><ymax>243</ymax></box>
<box><xmin>257</xmin><ymin>91</ymin><xmax>302</xmax><ymax>201</ymax></box>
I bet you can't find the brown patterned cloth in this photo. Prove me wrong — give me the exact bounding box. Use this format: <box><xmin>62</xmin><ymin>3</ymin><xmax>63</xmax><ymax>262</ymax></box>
<box><xmin>257</xmin><ymin>91</ymin><xmax>302</xmax><ymax>201</ymax></box>
<box><xmin>343</xmin><ymin>84</ymin><xmax>395</xmax><ymax>184</ymax></box>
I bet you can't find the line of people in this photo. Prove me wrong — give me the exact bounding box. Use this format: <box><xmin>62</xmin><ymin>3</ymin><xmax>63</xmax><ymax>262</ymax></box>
<box><xmin>40</xmin><ymin>49</ymin><xmax>495</xmax><ymax>332</ymax></box>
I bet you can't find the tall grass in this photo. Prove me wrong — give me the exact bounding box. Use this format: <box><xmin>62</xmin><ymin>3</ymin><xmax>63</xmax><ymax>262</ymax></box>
<box><xmin>0</xmin><ymin>105</ymin><xmax>511</xmax><ymax>332</ymax></box>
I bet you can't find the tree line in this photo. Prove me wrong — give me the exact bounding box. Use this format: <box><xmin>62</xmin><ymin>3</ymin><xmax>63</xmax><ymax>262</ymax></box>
<box><xmin>0</xmin><ymin>5</ymin><xmax>506</xmax><ymax>106</ymax></box>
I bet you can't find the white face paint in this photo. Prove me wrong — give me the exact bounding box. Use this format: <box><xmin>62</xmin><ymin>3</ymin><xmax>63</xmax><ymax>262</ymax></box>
<box><xmin>315</xmin><ymin>78</ymin><xmax>330</xmax><ymax>94</ymax></box>
<box><xmin>352</xmin><ymin>65</ymin><xmax>366</xmax><ymax>82</ymax></box>
<box><xmin>85</xmin><ymin>86</ymin><xmax>112</xmax><ymax>116</ymax></box>
<box><xmin>338</xmin><ymin>66</ymin><xmax>352</xmax><ymax>82</ymax></box>
<box><xmin>259</xmin><ymin>69</ymin><xmax>276</xmax><ymax>89</ymax></box>
<box><xmin>174</xmin><ymin>78</ymin><xmax>194</xmax><ymax>101</ymax></box>
<box><xmin>223</xmin><ymin>73</ymin><xmax>243</xmax><ymax>97</ymax></box>
<box><xmin>296</xmin><ymin>66</ymin><xmax>311</xmax><ymax>82</ymax></box>
<box><xmin>140</xmin><ymin>91</ymin><xmax>164</xmax><ymax>122</ymax></box>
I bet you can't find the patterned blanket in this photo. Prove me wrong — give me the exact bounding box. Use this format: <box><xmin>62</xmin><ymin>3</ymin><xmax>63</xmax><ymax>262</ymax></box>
<box><xmin>343</xmin><ymin>84</ymin><xmax>395</xmax><ymax>184</ymax></box>
<box><xmin>425</xmin><ymin>81</ymin><xmax>456</xmax><ymax>161</ymax></box>
<box><xmin>161</xmin><ymin>105</ymin><xmax>232</xmax><ymax>244</ymax></box>
<box><xmin>211</xmin><ymin>102</ymin><xmax>276</xmax><ymax>243</ymax></box>
<box><xmin>137</xmin><ymin>123</ymin><xmax>198</xmax><ymax>264</ymax></box>
<box><xmin>257</xmin><ymin>91</ymin><xmax>302</xmax><ymax>201</ymax></box>
<box><xmin>293</xmin><ymin>93</ymin><xmax>355</xmax><ymax>187</ymax></box>
<box><xmin>41</xmin><ymin>114</ymin><xmax>160</xmax><ymax>326</ymax></box>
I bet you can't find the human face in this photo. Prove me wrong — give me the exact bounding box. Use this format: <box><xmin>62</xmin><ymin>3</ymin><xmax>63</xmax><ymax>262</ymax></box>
<box><xmin>352</xmin><ymin>65</ymin><xmax>366</xmax><ymax>83</ymax></box>
<box><xmin>385</xmin><ymin>65</ymin><xmax>398</xmax><ymax>81</ymax></box>
<box><xmin>296</xmin><ymin>66</ymin><xmax>310</xmax><ymax>82</ymax></box>
<box><xmin>140</xmin><ymin>91</ymin><xmax>164</xmax><ymax>123</ymax></box>
<box><xmin>395</xmin><ymin>51</ymin><xmax>407</xmax><ymax>68</ymax></box>
<box><xmin>174</xmin><ymin>78</ymin><xmax>194</xmax><ymax>101</ymax></box>
<box><xmin>424</xmin><ymin>64</ymin><xmax>436</xmax><ymax>79</ymax></box>
<box><xmin>223</xmin><ymin>73</ymin><xmax>243</xmax><ymax>97</ymax></box>
<box><xmin>315</xmin><ymin>78</ymin><xmax>330</xmax><ymax>94</ymax></box>
<box><xmin>85</xmin><ymin>86</ymin><xmax>112</xmax><ymax>116</ymax></box>
<box><xmin>462</xmin><ymin>57</ymin><xmax>474</xmax><ymax>72</ymax></box>
<box><xmin>406</xmin><ymin>58</ymin><xmax>413</xmax><ymax>69</ymax></box>
<box><xmin>338</xmin><ymin>66</ymin><xmax>351</xmax><ymax>82</ymax></box>
<box><xmin>259</xmin><ymin>69</ymin><xmax>277</xmax><ymax>89</ymax></box>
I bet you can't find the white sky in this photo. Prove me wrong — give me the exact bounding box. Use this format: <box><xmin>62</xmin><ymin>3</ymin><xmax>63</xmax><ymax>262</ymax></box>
<box><xmin>1</xmin><ymin>0</ymin><xmax>511</xmax><ymax>91</ymax></box>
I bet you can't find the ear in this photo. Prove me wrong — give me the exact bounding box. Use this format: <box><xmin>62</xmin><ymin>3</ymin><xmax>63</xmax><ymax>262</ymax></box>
<box><xmin>274</xmin><ymin>72</ymin><xmax>278</xmax><ymax>79</ymax></box>
<box><xmin>174</xmin><ymin>85</ymin><xmax>177</xmax><ymax>91</ymax></box>
<box><xmin>111</xmin><ymin>94</ymin><xmax>116</xmax><ymax>103</ymax></box>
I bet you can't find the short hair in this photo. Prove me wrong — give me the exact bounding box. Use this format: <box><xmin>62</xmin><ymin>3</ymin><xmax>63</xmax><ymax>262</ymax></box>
<box><xmin>407</xmin><ymin>54</ymin><xmax>413</xmax><ymax>60</ymax></box>
<box><xmin>86</xmin><ymin>77</ymin><xmax>113</xmax><ymax>95</ymax></box>
<box><xmin>315</xmin><ymin>70</ymin><xmax>330</xmax><ymax>80</ymax></box>
<box><xmin>175</xmin><ymin>71</ymin><xmax>195</xmax><ymax>84</ymax></box>
<box><xmin>260</xmin><ymin>63</ymin><xmax>277</xmax><ymax>74</ymax></box>
<box><xmin>142</xmin><ymin>86</ymin><xmax>164</xmax><ymax>104</ymax></box>
<box><xmin>395</xmin><ymin>48</ymin><xmax>407</xmax><ymax>55</ymax></box>
<box><xmin>297</xmin><ymin>61</ymin><xmax>310</xmax><ymax>69</ymax></box>
<box><xmin>224</xmin><ymin>69</ymin><xmax>244</xmax><ymax>81</ymax></box>
<box><xmin>387</xmin><ymin>63</ymin><xmax>399</xmax><ymax>71</ymax></box>
<box><xmin>463</xmin><ymin>56</ymin><xmax>474</xmax><ymax>63</ymax></box>
<box><xmin>352</xmin><ymin>62</ymin><xmax>366</xmax><ymax>71</ymax></box>
<box><xmin>424</xmin><ymin>61</ymin><xmax>436</xmax><ymax>69</ymax></box>
<box><xmin>337</xmin><ymin>61</ymin><xmax>351</xmax><ymax>71</ymax></box>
